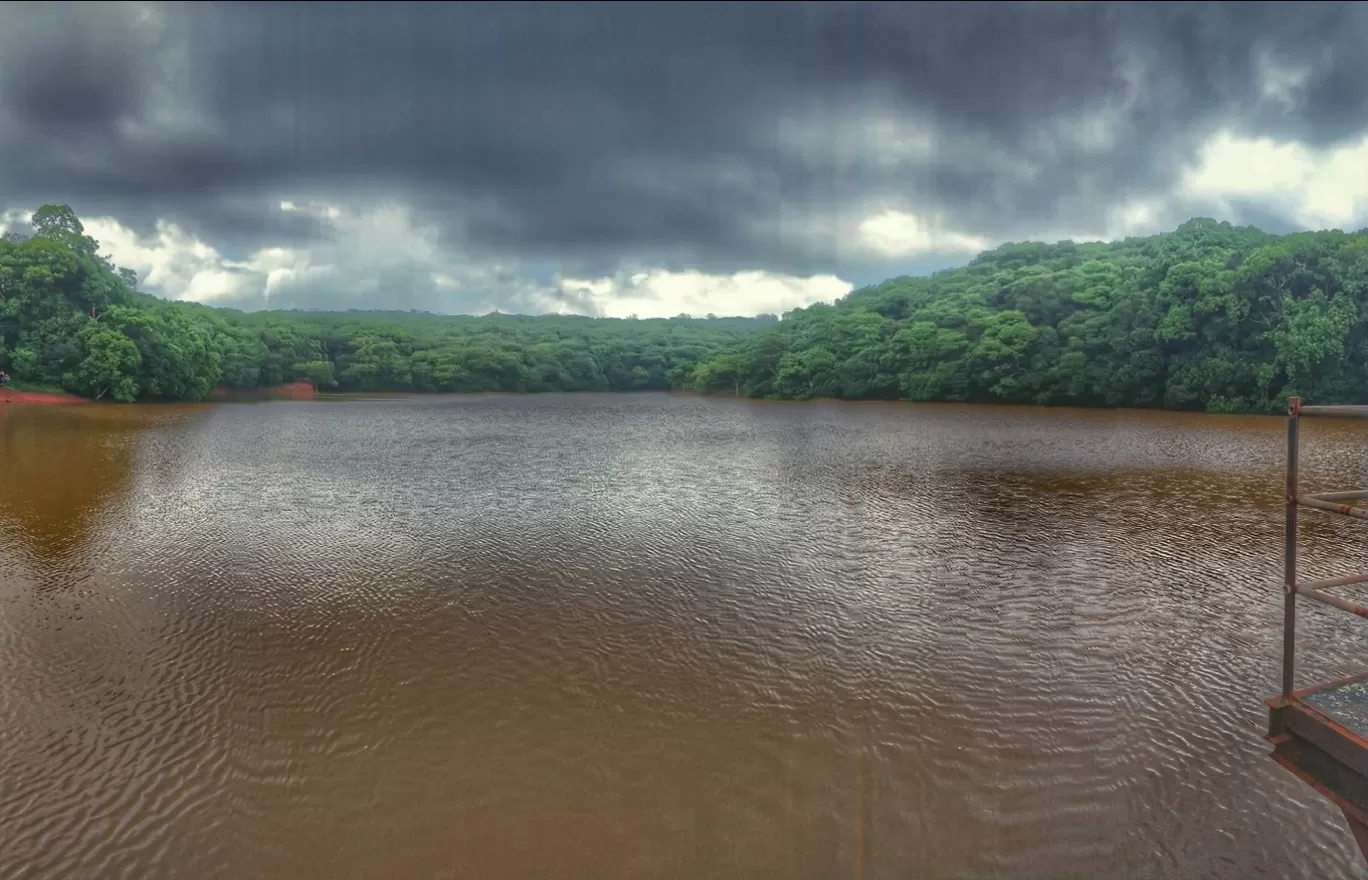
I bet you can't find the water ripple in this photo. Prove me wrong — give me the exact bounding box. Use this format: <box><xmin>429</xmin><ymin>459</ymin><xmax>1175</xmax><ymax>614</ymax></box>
<box><xmin>2</xmin><ymin>396</ymin><xmax>1367</xmax><ymax>878</ymax></box>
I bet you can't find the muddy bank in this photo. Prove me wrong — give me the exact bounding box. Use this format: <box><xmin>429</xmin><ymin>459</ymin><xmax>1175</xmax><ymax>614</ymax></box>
<box><xmin>0</xmin><ymin>388</ymin><xmax>89</xmax><ymax>405</ymax></box>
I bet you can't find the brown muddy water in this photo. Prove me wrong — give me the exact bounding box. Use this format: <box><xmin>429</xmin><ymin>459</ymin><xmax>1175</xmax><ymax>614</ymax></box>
<box><xmin>2</xmin><ymin>393</ymin><xmax>1368</xmax><ymax>879</ymax></box>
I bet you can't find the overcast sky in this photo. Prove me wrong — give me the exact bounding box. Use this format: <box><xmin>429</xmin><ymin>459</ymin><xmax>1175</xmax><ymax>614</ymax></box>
<box><xmin>2</xmin><ymin>1</ymin><xmax>1366</xmax><ymax>318</ymax></box>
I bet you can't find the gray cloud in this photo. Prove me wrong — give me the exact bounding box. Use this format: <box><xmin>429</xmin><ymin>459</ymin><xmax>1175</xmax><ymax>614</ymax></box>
<box><xmin>2</xmin><ymin>1</ymin><xmax>1367</xmax><ymax>308</ymax></box>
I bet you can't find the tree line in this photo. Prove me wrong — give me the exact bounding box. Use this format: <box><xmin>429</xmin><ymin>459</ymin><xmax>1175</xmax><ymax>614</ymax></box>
<box><xmin>6</xmin><ymin>205</ymin><xmax>1365</xmax><ymax>413</ymax></box>
<box><xmin>690</xmin><ymin>217</ymin><xmax>1368</xmax><ymax>413</ymax></box>
<box><xmin>0</xmin><ymin>205</ymin><xmax>775</xmax><ymax>401</ymax></box>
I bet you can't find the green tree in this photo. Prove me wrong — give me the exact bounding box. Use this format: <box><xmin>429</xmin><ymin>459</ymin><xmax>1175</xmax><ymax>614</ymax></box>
<box><xmin>691</xmin><ymin>216</ymin><xmax>1368</xmax><ymax>413</ymax></box>
<box><xmin>16</xmin><ymin>203</ymin><xmax>1368</xmax><ymax>415</ymax></box>
<box><xmin>66</xmin><ymin>325</ymin><xmax>141</xmax><ymax>401</ymax></box>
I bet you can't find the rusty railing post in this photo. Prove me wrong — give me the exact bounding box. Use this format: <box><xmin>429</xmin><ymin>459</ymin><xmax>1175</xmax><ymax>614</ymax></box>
<box><xmin>1284</xmin><ymin>396</ymin><xmax>1301</xmax><ymax>698</ymax></box>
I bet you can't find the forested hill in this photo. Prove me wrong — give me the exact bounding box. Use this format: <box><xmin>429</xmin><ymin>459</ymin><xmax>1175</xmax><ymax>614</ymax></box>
<box><xmin>0</xmin><ymin>205</ymin><xmax>775</xmax><ymax>402</ymax></box>
<box><xmin>692</xmin><ymin>218</ymin><xmax>1368</xmax><ymax>413</ymax></box>
<box><xmin>7</xmin><ymin>205</ymin><xmax>1366</xmax><ymax>412</ymax></box>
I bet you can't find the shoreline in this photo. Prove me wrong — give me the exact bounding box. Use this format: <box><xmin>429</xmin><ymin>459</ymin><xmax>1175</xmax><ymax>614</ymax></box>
<box><xmin>0</xmin><ymin>381</ymin><xmax>318</xmax><ymax>407</ymax></box>
<box><xmin>0</xmin><ymin>388</ymin><xmax>90</xmax><ymax>405</ymax></box>
<box><xmin>208</xmin><ymin>381</ymin><xmax>317</xmax><ymax>402</ymax></box>
<box><xmin>0</xmin><ymin>383</ymin><xmax>1298</xmax><ymax>418</ymax></box>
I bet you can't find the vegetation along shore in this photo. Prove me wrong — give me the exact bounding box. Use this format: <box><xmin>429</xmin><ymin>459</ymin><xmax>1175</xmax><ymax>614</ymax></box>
<box><xmin>3</xmin><ymin>205</ymin><xmax>1364</xmax><ymax>413</ymax></box>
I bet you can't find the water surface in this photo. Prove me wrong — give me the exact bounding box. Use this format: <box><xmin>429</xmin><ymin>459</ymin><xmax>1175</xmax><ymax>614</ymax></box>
<box><xmin>2</xmin><ymin>393</ymin><xmax>1367</xmax><ymax>879</ymax></box>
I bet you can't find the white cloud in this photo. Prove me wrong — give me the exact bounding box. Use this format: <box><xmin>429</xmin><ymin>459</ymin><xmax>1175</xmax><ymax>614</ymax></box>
<box><xmin>1256</xmin><ymin>49</ymin><xmax>1314</xmax><ymax>113</ymax></box>
<box><xmin>1021</xmin><ymin>129</ymin><xmax>1368</xmax><ymax>246</ymax></box>
<box><xmin>1107</xmin><ymin>199</ymin><xmax>1164</xmax><ymax>238</ymax></box>
<box><xmin>0</xmin><ymin>208</ymin><xmax>27</xmax><ymax>231</ymax></box>
<box><xmin>857</xmin><ymin>210</ymin><xmax>990</xmax><ymax>258</ymax></box>
<box><xmin>1180</xmin><ymin>130</ymin><xmax>1368</xmax><ymax>230</ymax></box>
<box><xmin>1044</xmin><ymin>197</ymin><xmax>1169</xmax><ymax>245</ymax></box>
<box><xmin>83</xmin><ymin>216</ymin><xmax>262</xmax><ymax>303</ymax></box>
<box><xmin>17</xmin><ymin>123</ymin><xmax>1363</xmax><ymax>319</ymax></box>
<box><xmin>556</xmin><ymin>269</ymin><xmax>851</xmax><ymax>319</ymax></box>
<box><xmin>85</xmin><ymin>201</ymin><xmax>488</xmax><ymax>309</ymax></box>
<box><xmin>6</xmin><ymin>200</ymin><xmax>853</xmax><ymax>318</ymax></box>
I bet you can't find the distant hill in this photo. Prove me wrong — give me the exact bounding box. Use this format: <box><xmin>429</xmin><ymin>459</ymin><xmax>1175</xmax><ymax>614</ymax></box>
<box><xmin>690</xmin><ymin>218</ymin><xmax>1368</xmax><ymax>413</ymax></box>
<box><xmin>0</xmin><ymin>205</ymin><xmax>776</xmax><ymax>401</ymax></box>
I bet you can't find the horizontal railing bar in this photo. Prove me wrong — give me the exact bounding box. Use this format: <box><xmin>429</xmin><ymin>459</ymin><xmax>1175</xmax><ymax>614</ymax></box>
<box><xmin>1296</xmin><ymin>495</ymin><xmax>1368</xmax><ymax>521</ymax></box>
<box><xmin>1299</xmin><ymin>573</ymin><xmax>1368</xmax><ymax>591</ymax></box>
<box><xmin>1307</xmin><ymin>490</ymin><xmax>1368</xmax><ymax>503</ymax></box>
<box><xmin>1300</xmin><ymin>587</ymin><xmax>1368</xmax><ymax>619</ymax></box>
<box><xmin>1297</xmin><ymin>405</ymin><xmax>1368</xmax><ymax>418</ymax></box>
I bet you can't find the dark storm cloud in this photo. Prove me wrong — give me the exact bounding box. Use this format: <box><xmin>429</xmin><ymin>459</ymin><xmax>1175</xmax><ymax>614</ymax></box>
<box><xmin>207</xmin><ymin>266</ymin><xmax>601</xmax><ymax>318</ymax></box>
<box><xmin>2</xmin><ymin>1</ymin><xmax>1367</xmax><ymax>281</ymax></box>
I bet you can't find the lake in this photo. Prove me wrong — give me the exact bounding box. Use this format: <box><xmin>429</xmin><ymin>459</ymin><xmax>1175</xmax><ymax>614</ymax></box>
<box><xmin>2</xmin><ymin>392</ymin><xmax>1368</xmax><ymax>879</ymax></box>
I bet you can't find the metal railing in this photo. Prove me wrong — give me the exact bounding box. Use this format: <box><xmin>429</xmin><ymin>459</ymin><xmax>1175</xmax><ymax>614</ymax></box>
<box><xmin>1283</xmin><ymin>397</ymin><xmax>1368</xmax><ymax>698</ymax></box>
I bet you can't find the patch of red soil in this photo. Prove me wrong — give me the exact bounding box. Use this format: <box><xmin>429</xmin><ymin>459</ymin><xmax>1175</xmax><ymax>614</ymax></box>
<box><xmin>0</xmin><ymin>388</ymin><xmax>89</xmax><ymax>405</ymax></box>
<box><xmin>277</xmin><ymin>381</ymin><xmax>316</xmax><ymax>399</ymax></box>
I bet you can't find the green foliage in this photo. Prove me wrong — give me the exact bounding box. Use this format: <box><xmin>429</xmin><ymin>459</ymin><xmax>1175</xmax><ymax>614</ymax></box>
<box><xmin>0</xmin><ymin>206</ymin><xmax>773</xmax><ymax>402</ymax></box>
<box><xmin>11</xmin><ymin>203</ymin><xmax>1368</xmax><ymax>414</ymax></box>
<box><xmin>691</xmin><ymin>218</ymin><xmax>1368</xmax><ymax>413</ymax></box>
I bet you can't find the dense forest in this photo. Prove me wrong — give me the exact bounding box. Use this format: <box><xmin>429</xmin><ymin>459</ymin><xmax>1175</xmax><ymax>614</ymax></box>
<box><xmin>693</xmin><ymin>218</ymin><xmax>1368</xmax><ymax>413</ymax></box>
<box><xmin>0</xmin><ymin>206</ymin><xmax>774</xmax><ymax>401</ymax></box>
<box><xmin>5</xmin><ymin>205</ymin><xmax>1367</xmax><ymax>412</ymax></box>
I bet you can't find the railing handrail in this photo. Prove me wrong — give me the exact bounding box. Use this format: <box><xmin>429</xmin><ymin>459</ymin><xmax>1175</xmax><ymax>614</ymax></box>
<box><xmin>1293</xmin><ymin>402</ymin><xmax>1368</xmax><ymax>419</ymax></box>
<box><xmin>1283</xmin><ymin>396</ymin><xmax>1368</xmax><ymax>698</ymax></box>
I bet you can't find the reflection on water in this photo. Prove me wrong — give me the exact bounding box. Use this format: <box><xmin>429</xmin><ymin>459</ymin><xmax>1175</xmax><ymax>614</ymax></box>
<box><xmin>0</xmin><ymin>405</ymin><xmax>212</xmax><ymax>577</ymax></box>
<box><xmin>0</xmin><ymin>405</ymin><xmax>137</xmax><ymax>568</ymax></box>
<box><xmin>3</xmin><ymin>394</ymin><xmax>1368</xmax><ymax>878</ymax></box>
